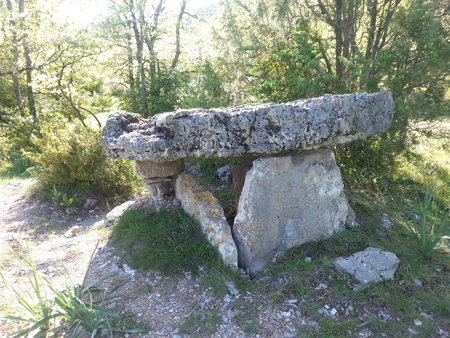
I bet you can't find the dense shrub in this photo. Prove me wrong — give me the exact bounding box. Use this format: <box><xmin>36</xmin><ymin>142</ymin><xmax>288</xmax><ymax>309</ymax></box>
<box><xmin>26</xmin><ymin>119</ymin><xmax>139</xmax><ymax>198</ymax></box>
<box><xmin>0</xmin><ymin>111</ymin><xmax>38</xmax><ymax>161</ymax></box>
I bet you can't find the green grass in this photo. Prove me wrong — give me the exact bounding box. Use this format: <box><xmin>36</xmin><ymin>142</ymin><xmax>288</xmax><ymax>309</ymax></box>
<box><xmin>256</xmin><ymin>187</ymin><xmax>450</xmax><ymax>336</ymax></box>
<box><xmin>110</xmin><ymin>208</ymin><xmax>227</xmax><ymax>275</ymax></box>
<box><xmin>0</xmin><ymin>155</ymin><xmax>32</xmax><ymax>181</ymax></box>
<box><xmin>212</xmin><ymin>187</ymin><xmax>236</xmax><ymax>219</ymax></box>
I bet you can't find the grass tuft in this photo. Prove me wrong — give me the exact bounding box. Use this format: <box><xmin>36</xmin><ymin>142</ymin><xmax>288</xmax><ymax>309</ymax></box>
<box><xmin>0</xmin><ymin>244</ymin><xmax>149</xmax><ymax>337</ymax></box>
<box><xmin>404</xmin><ymin>186</ymin><xmax>450</xmax><ymax>258</ymax></box>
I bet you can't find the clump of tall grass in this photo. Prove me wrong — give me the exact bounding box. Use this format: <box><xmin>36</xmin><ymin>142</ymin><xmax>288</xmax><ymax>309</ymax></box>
<box><xmin>404</xmin><ymin>186</ymin><xmax>450</xmax><ymax>258</ymax></box>
<box><xmin>0</xmin><ymin>244</ymin><xmax>149</xmax><ymax>337</ymax></box>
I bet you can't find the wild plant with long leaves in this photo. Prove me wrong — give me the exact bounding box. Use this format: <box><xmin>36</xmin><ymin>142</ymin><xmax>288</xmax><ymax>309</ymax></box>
<box><xmin>0</xmin><ymin>254</ymin><xmax>56</xmax><ymax>337</ymax></box>
<box><xmin>0</xmin><ymin>243</ymin><xmax>149</xmax><ymax>337</ymax></box>
<box><xmin>405</xmin><ymin>186</ymin><xmax>450</xmax><ymax>258</ymax></box>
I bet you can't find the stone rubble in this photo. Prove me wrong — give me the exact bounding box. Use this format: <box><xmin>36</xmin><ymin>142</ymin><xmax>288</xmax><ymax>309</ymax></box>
<box><xmin>64</xmin><ymin>225</ymin><xmax>81</xmax><ymax>238</ymax></box>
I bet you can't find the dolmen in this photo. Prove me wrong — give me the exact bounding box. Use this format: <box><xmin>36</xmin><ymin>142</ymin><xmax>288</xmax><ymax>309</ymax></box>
<box><xmin>101</xmin><ymin>91</ymin><xmax>395</xmax><ymax>276</ymax></box>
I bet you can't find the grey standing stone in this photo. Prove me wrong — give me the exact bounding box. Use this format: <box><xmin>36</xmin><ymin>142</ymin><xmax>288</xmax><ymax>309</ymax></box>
<box><xmin>233</xmin><ymin>149</ymin><xmax>354</xmax><ymax>276</ymax></box>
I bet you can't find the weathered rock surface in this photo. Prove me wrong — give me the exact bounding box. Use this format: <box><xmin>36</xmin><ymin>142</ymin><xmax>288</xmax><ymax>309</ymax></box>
<box><xmin>135</xmin><ymin>160</ymin><xmax>185</xmax><ymax>198</ymax></box>
<box><xmin>175</xmin><ymin>173</ymin><xmax>238</xmax><ymax>268</ymax></box>
<box><xmin>233</xmin><ymin>149</ymin><xmax>355</xmax><ymax>276</ymax></box>
<box><xmin>333</xmin><ymin>247</ymin><xmax>400</xmax><ymax>285</ymax></box>
<box><xmin>101</xmin><ymin>92</ymin><xmax>394</xmax><ymax>162</ymax></box>
<box><xmin>135</xmin><ymin>159</ymin><xmax>185</xmax><ymax>178</ymax></box>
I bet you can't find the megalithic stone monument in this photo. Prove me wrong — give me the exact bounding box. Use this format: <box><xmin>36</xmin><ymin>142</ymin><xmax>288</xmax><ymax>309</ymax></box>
<box><xmin>101</xmin><ymin>91</ymin><xmax>395</xmax><ymax>276</ymax></box>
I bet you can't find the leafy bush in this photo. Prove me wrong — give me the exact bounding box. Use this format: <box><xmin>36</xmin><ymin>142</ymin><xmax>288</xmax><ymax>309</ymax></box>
<box><xmin>26</xmin><ymin>119</ymin><xmax>139</xmax><ymax>198</ymax></box>
<box><xmin>0</xmin><ymin>111</ymin><xmax>38</xmax><ymax>162</ymax></box>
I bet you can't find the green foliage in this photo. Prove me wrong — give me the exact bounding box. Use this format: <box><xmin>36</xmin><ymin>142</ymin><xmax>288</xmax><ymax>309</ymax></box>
<box><xmin>250</xmin><ymin>21</ymin><xmax>338</xmax><ymax>102</ymax></box>
<box><xmin>0</xmin><ymin>255</ymin><xmax>54</xmax><ymax>335</ymax></box>
<box><xmin>0</xmin><ymin>246</ymin><xmax>149</xmax><ymax>337</ymax></box>
<box><xmin>404</xmin><ymin>186</ymin><xmax>450</xmax><ymax>258</ymax></box>
<box><xmin>51</xmin><ymin>185</ymin><xmax>77</xmax><ymax>207</ymax></box>
<box><xmin>115</xmin><ymin>87</ymin><xmax>143</xmax><ymax>114</ymax></box>
<box><xmin>215</xmin><ymin>0</ymin><xmax>450</xmax><ymax>190</ymax></box>
<box><xmin>25</xmin><ymin>119</ymin><xmax>139</xmax><ymax>198</ymax></box>
<box><xmin>179</xmin><ymin>60</ymin><xmax>232</xmax><ymax>109</ymax></box>
<box><xmin>186</xmin><ymin>158</ymin><xmax>240</xmax><ymax>185</ymax></box>
<box><xmin>110</xmin><ymin>208</ymin><xmax>225</xmax><ymax>275</ymax></box>
<box><xmin>116</xmin><ymin>74</ymin><xmax>178</xmax><ymax>117</ymax></box>
<box><xmin>0</xmin><ymin>111</ymin><xmax>39</xmax><ymax>161</ymax></box>
<box><xmin>213</xmin><ymin>187</ymin><xmax>236</xmax><ymax>219</ymax></box>
<box><xmin>0</xmin><ymin>154</ymin><xmax>32</xmax><ymax>180</ymax></box>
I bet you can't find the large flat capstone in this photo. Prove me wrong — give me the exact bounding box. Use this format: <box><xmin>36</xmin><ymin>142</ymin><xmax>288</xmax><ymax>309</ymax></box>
<box><xmin>233</xmin><ymin>149</ymin><xmax>354</xmax><ymax>276</ymax></box>
<box><xmin>101</xmin><ymin>92</ymin><xmax>394</xmax><ymax>162</ymax></box>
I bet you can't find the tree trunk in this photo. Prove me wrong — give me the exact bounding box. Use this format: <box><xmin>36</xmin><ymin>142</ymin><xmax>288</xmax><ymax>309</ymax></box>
<box><xmin>365</xmin><ymin>0</ymin><xmax>378</xmax><ymax>60</ymax></box>
<box><xmin>128</xmin><ymin>0</ymin><xmax>149</xmax><ymax>115</ymax></box>
<box><xmin>0</xmin><ymin>103</ymin><xmax>5</xmax><ymax>122</ymax></box>
<box><xmin>334</xmin><ymin>0</ymin><xmax>344</xmax><ymax>80</ymax></box>
<box><xmin>125</xmin><ymin>21</ymin><xmax>135</xmax><ymax>91</ymax></box>
<box><xmin>6</xmin><ymin>0</ymin><xmax>24</xmax><ymax>113</ymax></box>
<box><xmin>19</xmin><ymin>0</ymin><xmax>37</xmax><ymax>119</ymax></box>
<box><xmin>23</xmin><ymin>39</ymin><xmax>36</xmax><ymax>119</ymax></box>
<box><xmin>165</xmin><ymin>0</ymin><xmax>186</xmax><ymax>97</ymax></box>
<box><xmin>144</xmin><ymin>0</ymin><xmax>164</xmax><ymax>83</ymax></box>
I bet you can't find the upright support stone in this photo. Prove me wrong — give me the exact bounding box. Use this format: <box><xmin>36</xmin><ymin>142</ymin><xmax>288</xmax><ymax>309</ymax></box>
<box><xmin>233</xmin><ymin>149</ymin><xmax>355</xmax><ymax>276</ymax></box>
<box><xmin>135</xmin><ymin>159</ymin><xmax>184</xmax><ymax>198</ymax></box>
<box><xmin>175</xmin><ymin>173</ymin><xmax>238</xmax><ymax>268</ymax></box>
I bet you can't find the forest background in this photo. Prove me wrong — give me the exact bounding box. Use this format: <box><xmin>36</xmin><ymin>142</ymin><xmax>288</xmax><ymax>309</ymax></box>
<box><xmin>0</xmin><ymin>0</ymin><xmax>449</xmax><ymax>201</ymax></box>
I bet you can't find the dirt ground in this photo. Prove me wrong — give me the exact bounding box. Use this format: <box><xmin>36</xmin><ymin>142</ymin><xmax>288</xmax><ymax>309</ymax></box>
<box><xmin>0</xmin><ymin>179</ymin><xmax>320</xmax><ymax>338</ymax></box>
<box><xmin>2</xmin><ymin>179</ymin><xmax>448</xmax><ymax>338</ymax></box>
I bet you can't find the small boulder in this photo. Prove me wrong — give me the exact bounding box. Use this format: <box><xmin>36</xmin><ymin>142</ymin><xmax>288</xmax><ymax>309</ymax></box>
<box><xmin>64</xmin><ymin>226</ymin><xmax>81</xmax><ymax>238</ymax></box>
<box><xmin>333</xmin><ymin>247</ymin><xmax>400</xmax><ymax>285</ymax></box>
<box><xmin>381</xmin><ymin>213</ymin><xmax>394</xmax><ymax>228</ymax></box>
<box><xmin>217</xmin><ymin>165</ymin><xmax>232</xmax><ymax>183</ymax></box>
<box><xmin>83</xmin><ymin>198</ymin><xmax>97</xmax><ymax>209</ymax></box>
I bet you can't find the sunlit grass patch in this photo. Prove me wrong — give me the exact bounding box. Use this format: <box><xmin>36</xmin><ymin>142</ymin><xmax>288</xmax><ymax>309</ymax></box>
<box><xmin>0</xmin><ymin>155</ymin><xmax>32</xmax><ymax>182</ymax></box>
<box><xmin>110</xmin><ymin>208</ymin><xmax>226</xmax><ymax>275</ymax></box>
<box><xmin>397</xmin><ymin>119</ymin><xmax>450</xmax><ymax>206</ymax></box>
